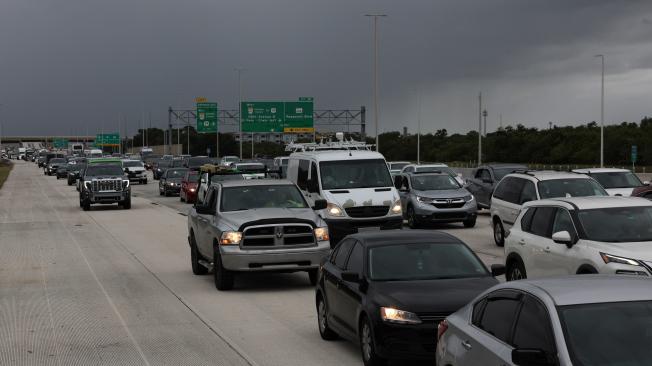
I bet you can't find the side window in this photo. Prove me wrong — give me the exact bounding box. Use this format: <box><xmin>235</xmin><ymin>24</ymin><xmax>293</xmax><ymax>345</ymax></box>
<box><xmin>297</xmin><ymin>160</ymin><xmax>310</xmax><ymax>190</ymax></box>
<box><xmin>477</xmin><ymin>292</ymin><xmax>521</xmax><ymax>343</ymax></box>
<box><xmin>334</xmin><ymin>239</ymin><xmax>355</xmax><ymax>269</ymax></box>
<box><xmin>480</xmin><ymin>169</ymin><xmax>492</xmax><ymax>181</ymax></box>
<box><xmin>405</xmin><ymin>166</ymin><xmax>414</xmax><ymax>173</ymax></box>
<box><xmin>401</xmin><ymin>176</ymin><xmax>410</xmax><ymax>190</ymax></box>
<box><xmin>530</xmin><ymin>207</ymin><xmax>555</xmax><ymax>237</ymax></box>
<box><xmin>472</xmin><ymin>299</ymin><xmax>487</xmax><ymax>326</ymax></box>
<box><xmin>204</xmin><ymin>188</ymin><xmax>216</xmax><ymax>211</ymax></box>
<box><xmin>394</xmin><ymin>175</ymin><xmax>402</xmax><ymax>189</ymax></box>
<box><xmin>553</xmin><ymin>208</ymin><xmax>577</xmax><ymax>239</ymax></box>
<box><xmin>519</xmin><ymin>181</ymin><xmax>537</xmax><ymax>204</ymax></box>
<box><xmin>308</xmin><ymin>162</ymin><xmax>320</xmax><ymax>193</ymax></box>
<box><xmin>346</xmin><ymin>243</ymin><xmax>364</xmax><ymax>275</ymax></box>
<box><xmin>512</xmin><ymin>296</ymin><xmax>555</xmax><ymax>355</ymax></box>
<box><xmin>211</xmin><ymin>187</ymin><xmax>220</xmax><ymax>211</ymax></box>
<box><xmin>520</xmin><ymin>207</ymin><xmax>536</xmax><ymax>232</ymax></box>
<box><xmin>474</xmin><ymin>169</ymin><xmax>483</xmax><ymax>179</ymax></box>
<box><xmin>494</xmin><ymin>177</ymin><xmax>525</xmax><ymax>203</ymax></box>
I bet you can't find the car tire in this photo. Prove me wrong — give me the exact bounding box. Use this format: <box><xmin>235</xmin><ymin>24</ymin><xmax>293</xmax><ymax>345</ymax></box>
<box><xmin>159</xmin><ymin>188</ymin><xmax>164</xmax><ymax>196</ymax></box>
<box><xmin>180</xmin><ymin>195</ymin><xmax>185</xmax><ymax>202</ymax></box>
<box><xmin>493</xmin><ymin>219</ymin><xmax>505</xmax><ymax>247</ymax></box>
<box><xmin>67</xmin><ymin>179</ymin><xmax>73</xmax><ymax>186</ymax></box>
<box><xmin>122</xmin><ymin>196</ymin><xmax>131</xmax><ymax>209</ymax></box>
<box><xmin>164</xmin><ymin>190</ymin><xmax>171</xmax><ymax>197</ymax></box>
<box><xmin>360</xmin><ymin>316</ymin><xmax>387</xmax><ymax>366</ymax></box>
<box><xmin>506</xmin><ymin>258</ymin><xmax>527</xmax><ymax>281</ymax></box>
<box><xmin>407</xmin><ymin>206</ymin><xmax>420</xmax><ymax>229</ymax></box>
<box><xmin>56</xmin><ymin>176</ymin><xmax>60</xmax><ymax>180</ymax></box>
<box><xmin>463</xmin><ymin>217</ymin><xmax>477</xmax><ymax>228</ymax></box>
<box><xmin>213</xmin><ymin>245</ymin><xmax>234</xmax><ymax>291</ymax></box>
<box><xmin>82</xmin><ymin>199</ymin><xmax>91</xmax><ymax>211</ymax></box>
<box><xmin>190</xmin><ymin>234</ymin><xmax>208</xmax><ymax>275</ymax></box>
<box><xmin>317</xmin><ymin>295</ymin><xmax>339</xmax><ymax>341</ymax></box>
<box><xmin>308</xmin><ymin>269</ymin><xmax>318</xmax><ymax>286</ymax></box>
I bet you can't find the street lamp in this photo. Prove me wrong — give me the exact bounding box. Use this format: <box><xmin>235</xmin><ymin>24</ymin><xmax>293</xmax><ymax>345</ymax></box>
<box><xmin>595</xmin><ymin>54</ymin><xmax>605</xmax><ymax>167</ymax></box>
<box><xmin>365</xmin><ymin>13</ymin><xmax>386</xmax><ymax>152</ymax></box>
<box><xmin>478</xmin><ymin>93</ymin><xmax>482</xmax><ymax>166</ymax></box>
<box><xmin>482</xmin><ymin>109</ymin><xmax>488</xmax><ymax>137</ymax></box>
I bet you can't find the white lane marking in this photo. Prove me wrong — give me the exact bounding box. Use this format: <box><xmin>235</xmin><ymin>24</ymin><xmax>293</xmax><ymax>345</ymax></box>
<box><xmin>35</xmin><ymin>176</ymin><xmax>152</xmax><ymax>366</ymax></box>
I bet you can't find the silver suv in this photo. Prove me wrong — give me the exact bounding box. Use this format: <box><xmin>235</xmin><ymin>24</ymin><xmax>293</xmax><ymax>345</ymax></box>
<box><xmin>187</xmin><ymin>179</ymin><xmax>331</xmax><ymax>290</ymax></box>
<box><xmin>394</xmin><ymin>172</ymin><xmax>477</xmax><ymax>228</ymax></box>
<box><xmin>490</xmin><ymin>171</ymin><xmax>607</xmax><ymax>246</ymax></box>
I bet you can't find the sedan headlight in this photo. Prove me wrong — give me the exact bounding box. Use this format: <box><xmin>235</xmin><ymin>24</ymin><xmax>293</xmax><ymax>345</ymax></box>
<box><xmin>464</xmin><ymin>195</ymin><xmax>474</xmax><ymax>202</ymax></box>
<box><xmin>600</xmin><ymin>252</ymin><xmax>640</xmax><ymax>266</ymax></box>
<box><xmin>314</xmin><ymin>227</ymin><xmax>329</xmax><ymax>242</ymax></box>
<box><xmin>380</xmin><ymin>307</ymin><xmax>422</xmax><ymax>325</ymax></box>
<box><xmin>416</xmin><ymin>196</ymin><xmax>434</xmax><ymax>203</ymax></box>
<box><xmin>326</xmin><ymin>203</ymin><xmax>345</xmax><ymax>217</ymax></box>
<box><xmin>220</xmin><ymin>231</ymin><xmax>242</xmax><ymax>245</ymax></box>
<box><xmin>391</xmin><ymin>200</ymin><xmax>402</xmax><ymax>214</ymax></box>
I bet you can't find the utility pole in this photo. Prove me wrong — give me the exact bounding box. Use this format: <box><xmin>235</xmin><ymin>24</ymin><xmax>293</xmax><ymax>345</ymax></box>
<box><xmin>236</xmin><ymin>67</ymin><xmax>246</xmax><ymax>160</ymax></box>
<box><xmin>478</xmin><ymin>92</ymin><xmax>482</xmax><ymax>166</ymax></box>
<box><xmin>482</xmin><ymin>109</ymin><xmax>488</xmax><ymax>137</ymax></box>
<box><xmin>365</xmin><ymin>13</ymin><xmax>386</xmax><ymax>153</ymax></box>
<box><xmin>417</xmin><ymin>89</ymin><xmax>421</xmax><ymax>165</ymax></box>
<box><xmin>0</xmin><ymin>104</ymin><xmax>3</xmax><ymax>154</ymax></box>
<box><xmin>595</xmin><ymin>54</ymin><xmax>605</xmax><ymax>167</ymax></box>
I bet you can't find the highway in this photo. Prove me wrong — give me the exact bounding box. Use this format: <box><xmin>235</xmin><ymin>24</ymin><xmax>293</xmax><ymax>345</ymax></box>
<box><xmin>0</xmin><ymin>161</ymin><xmax>504</xmax><ymax>366</ymax></box>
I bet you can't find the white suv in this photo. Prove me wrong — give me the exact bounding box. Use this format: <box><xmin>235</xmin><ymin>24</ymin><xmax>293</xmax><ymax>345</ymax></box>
<box><xmin>572</xmin><ymin>167</ymin><xmax>646</xmax><ymax>196</ymax></box>
<box><xmin>505</xmin><ymin>196</ymin><xmax>652</xmax><ymax>281</ymax></box>
<box><xmin>490</xmin><ymin>171</ymin><xmax>607</xmax><ymax>246</ymax></box>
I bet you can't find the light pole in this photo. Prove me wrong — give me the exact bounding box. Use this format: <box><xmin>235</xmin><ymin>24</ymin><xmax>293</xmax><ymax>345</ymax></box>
<box><xmin>0</xmin><ymin>104</ymin><xmax>3</xmax><ymax>154</ymax></box>
<box><xmin>365</xmin><ymin>13</ymin><xmax>386</xmax><ymax>152</ymax></box>
<box><xmin>595</xmin><ymin>54</ymin><xmax>605</xmax><ymax>167</ymax></box>
<box><xmin>482</xmin><ymin>109</ymin><xmax>488</xmax><ymax>137</ymax></box>
<box><xmin>235</xmin><ymin>67</ymin><xmax>246</xmax><ymax>160</ymax></box>
<box><xmin>478</xmin><ymin>92</ymin><xmax>482</xmax><ymax>166</ymax></box>
<box><xmin>417</xmin><ymin>89</ymin><xmax>421</xmax><ymax>164</ymax></box>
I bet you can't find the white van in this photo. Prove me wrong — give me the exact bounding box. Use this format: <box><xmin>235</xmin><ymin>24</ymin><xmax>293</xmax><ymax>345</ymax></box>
<box><xmin>287</xmin><ymin>150</ymin><xmax>403</xmax><ymax>246</ymax></box>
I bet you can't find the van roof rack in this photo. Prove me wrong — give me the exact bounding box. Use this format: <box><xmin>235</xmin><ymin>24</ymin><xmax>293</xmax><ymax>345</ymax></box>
<box><xmin>285</xmin><ymin>133</ymin><xmax>375</xmax><ymax>152</ymax></box>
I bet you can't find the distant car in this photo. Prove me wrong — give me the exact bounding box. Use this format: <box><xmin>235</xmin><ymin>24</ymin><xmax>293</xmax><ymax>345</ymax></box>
<box><xmin>153</xmin><ymin>159</ymin><xmax>183</xmax><ymax>180</ymax></box>
<box><xmin>196</xmin><ymin>167</ymin><xmax>244</xmax><ymax>204</ymax></box>
<box><xmin>395</xmin><ymin>172</ymin><xmax>477</xmax><ymax>228</ymax></box>
<box><xmin>55</xmin><ymin>163</ymin><xmax>69</xmax><ymax>179</ymax></box>
<box><xmin>122</xmin><ymin>159</ymin><xmax>147</xmax><ymax>184</ymax></box>
<box><xmin>67</xmin><ymin>162</ymin><xmax>86</xmax><ymax>186</ymax></box>
<box><xmin>387</xmin><ymin>161</ymin><xmax>410</xmax><ymax>175</ymax></box>
<box><xmin>143</xmin><ymin>154</ymin><xmax>161</xmax><ymax>170</ymax></box>
<box><xmin>272</xmin><ymin>156</ymin><xmax>289</xmax><ymax>178</ymax></box>
<box><xmin>490</xmin><ymin>170</ymin><xmax>608</xmax><ymax>247</ymax></box>
<box><xmin>466</xmin><ymin>163</ymin><xmax>528</xmax><ymax>208</ymax></box>
<box><xmin>184</xmin><ymin>156</ymin><xmax>213</xmax><ymax>170</ymax></box>
<box><xmin>180</xmin><ymin>170</ymin><xmax>200</xmax><ymax>203</ymax></box>
<box><xmin>436</xmin><ymin>276</ymin><xmax>652</xmax><ymax>366</ymax></box>
<box><xmin>220</xmin><ymin>155</ymin><xmax>240</xmax><ymax>166</ymax></box>
<box><xmin>505</xmin><ymin>196</ymin><xmax>652</xmax><ymax>281</ymax></box>
<box><xmin>572</xmin><ymin>167</ymin><xmax>647</xmax><ymax>196</ymax></box>
<box><xmin>233</xmin><ymin>162</ymin><xmax>266</xmax><ymax>179</ymax></box>
<box><xmin>79</xmin><ymin>164</ymin><xmax>131</xmax><ymax>210</ymax></box>
<box><xmin>159</xmin><ymin>168</ymin><xmax>188</xmax><ymax>196</ymax></box>
<box><xmin>316</xmin><ymin>231</ymin><xmax>504</xmax><ymax>365</ymax></box>
<box><xmin>45</xmin><ymin>158</ymin><xmax>66</xmax><ymax>176</ymax></box>
<box><xmin>400</xmin><ymin>163</ymin><xmax>464</xmax><ymax>185</ymax></box>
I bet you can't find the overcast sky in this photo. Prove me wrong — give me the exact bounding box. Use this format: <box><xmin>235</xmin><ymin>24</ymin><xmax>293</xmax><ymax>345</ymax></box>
<box><xmin>2</xmin><ymin>0</ymin><xmax>652</xmax><ymax>137</ymax></box>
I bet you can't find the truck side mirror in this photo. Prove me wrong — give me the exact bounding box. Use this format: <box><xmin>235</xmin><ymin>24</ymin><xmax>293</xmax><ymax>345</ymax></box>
<box><xmin>312</xmin><ymin>199</ymin><xmax>327</xmax><ymax>211</ymax></box>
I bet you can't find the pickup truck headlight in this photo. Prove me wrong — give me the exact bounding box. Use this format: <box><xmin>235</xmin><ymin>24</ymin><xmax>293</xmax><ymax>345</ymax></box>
<box><xmin>220</xmin><ymin>231</ymin><xmax>242</xmax><ymax>245</ymax></box>
<box><xmin>122</xmin><ymin>180</ymin><xmax>130</xmax><ymax>189</ymax></box>
<box><xmin>380</xmin><ymin>307</ymin><xmax>422</xmax><ymax>324</ymax></box>
<box><xmin>84</xmin><ymin>181</ymin><xmax>91</xmax><ymax>189</ymax></box>
<box><xmin>326</xmin><ymin>203</ymin><xmax>345</xmax><ymax>217</ymax></box>
<box><xmin>391</xmin><ymin>200</ymin><xmax>402</xmax><ymax>214</ymax></box>
<box><xmin>314</xmin><ymin>227</ymin><xmax>329</xmax><ymax>242</ymax></box>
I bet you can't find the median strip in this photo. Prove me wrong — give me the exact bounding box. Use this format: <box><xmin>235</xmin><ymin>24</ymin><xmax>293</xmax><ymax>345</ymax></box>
<box><xmin>0</xmin><ymin>160</ymin><xmax>13</xmax><ymax>190</ymax></box>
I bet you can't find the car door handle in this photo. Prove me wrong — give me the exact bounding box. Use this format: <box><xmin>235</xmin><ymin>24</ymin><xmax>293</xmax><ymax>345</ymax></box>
<box><xmin>461</xmin><ymin>340</ymin><xmax>472</xmax><ymax>350</ymax></box>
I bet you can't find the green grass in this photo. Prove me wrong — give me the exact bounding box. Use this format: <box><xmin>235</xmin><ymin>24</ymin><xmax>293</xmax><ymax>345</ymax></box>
<box><xmin>0</xmin><ymin>161</ymin><xmax>13</xmax><ymax>190</ymax></box>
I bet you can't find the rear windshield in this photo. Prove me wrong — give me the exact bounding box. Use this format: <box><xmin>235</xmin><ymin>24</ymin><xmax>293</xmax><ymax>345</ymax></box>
<box><xmin>538</xmin><ymin>179</ymin><xmax>608</xmax><ymax>199</ymax></box>
<box><xmin>166</xmin><ymin>169</ymin><xmax>188</xmax><ymax>178</ymax></box>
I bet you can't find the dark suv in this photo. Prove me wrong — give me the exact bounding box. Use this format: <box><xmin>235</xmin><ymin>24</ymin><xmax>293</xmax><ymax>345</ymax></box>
<box><xmin>466</xmin><ymin>163</ymin><xmax>527</xmax><ymax>208</ymax></box>
<box><xmin>79</xmin><ymin>164</ymin><xmax>131</xmax><ymax>211</ymax></box>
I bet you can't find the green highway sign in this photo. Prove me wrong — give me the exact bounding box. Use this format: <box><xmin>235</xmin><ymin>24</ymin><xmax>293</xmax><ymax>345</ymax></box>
<box><xmin>632</xmin><ymin>145</ymin><xmax>638</xmax><ymax>163</ymax></box>
<box><xmin>196</xmin><ymin>102</ymin><xmax>218</xmax><ymax>133</ymax></box>
<box><xmin>53</xmin><ymin>138</ymin><xmax>68</xmax><ymax>149</ymax></box>
<box><xmin>241</xmin><ymin>99</ymin><xmax>314</xmax><ymax>133</ymax></box>
<box><xmin>95</xmin><ymin>133</ymin><xmax>120</xmax><ymax>146</ymax></box>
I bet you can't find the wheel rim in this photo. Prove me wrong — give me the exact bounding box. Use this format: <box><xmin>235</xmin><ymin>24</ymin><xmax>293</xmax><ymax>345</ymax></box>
<box><xmin>318</xmin><ymin>301</ymin><xmax>327</xmax><ymax>333</ymax></box>
<box><xmin>494</xmin><ymin>223</ymin><xmax>503</xmax><ymax>243</ymax></box>
<box><xmin>361</xmin><ymin>322</ymin><xmax>372</xmax><ymax>361</ymax></box>
<box><xmin>509</xmin><ymin>266</ymin><xmax>524</xmax><ymax>280</ymax></box>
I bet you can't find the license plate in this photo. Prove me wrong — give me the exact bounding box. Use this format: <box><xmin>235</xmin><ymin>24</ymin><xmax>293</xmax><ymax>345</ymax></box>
<box><xmin>357</xmin><ymin>227</ymin><xmax>380</xmax><ymax>233</ymax></box>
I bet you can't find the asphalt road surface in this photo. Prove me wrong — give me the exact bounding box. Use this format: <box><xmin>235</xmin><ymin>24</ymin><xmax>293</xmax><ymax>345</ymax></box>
<box><xmin>0</xmin><ymin>161</ymin><xmax>505</xmax><ymax>366</ymax></box>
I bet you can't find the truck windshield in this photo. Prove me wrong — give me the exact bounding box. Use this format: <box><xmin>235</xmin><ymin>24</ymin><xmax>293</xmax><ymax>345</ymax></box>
<box><xmin>86</xmin><ymin>165</ymin><xmax>124</xmax><ymax>176</ymax></box>
<box><xmin>320</xmin><ymin>159</ymin><xmax>393</xmax><ymax>190</ymax></box>
<box><xmin>221</xmin><ymin>185</ymin><xmax>308</xmax><ymax>212</ymax></box>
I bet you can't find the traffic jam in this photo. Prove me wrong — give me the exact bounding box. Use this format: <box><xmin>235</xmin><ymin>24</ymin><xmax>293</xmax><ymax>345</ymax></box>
<box><xmin>23</xmin><ymin>136</ymin><xmax>652</xmax><ymax>366</ymax></box>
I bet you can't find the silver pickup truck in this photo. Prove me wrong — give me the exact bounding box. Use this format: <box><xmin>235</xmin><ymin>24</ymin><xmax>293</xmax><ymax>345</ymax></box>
<box><xmin>187</xmin><ymin>179</ymin><xmax>331</xmax><ymax>290</ymax></box>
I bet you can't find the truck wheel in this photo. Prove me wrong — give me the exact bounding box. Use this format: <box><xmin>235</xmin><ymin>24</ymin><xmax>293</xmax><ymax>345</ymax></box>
<box><xmin>463</xmin><ymin>217</ymin><xmax>477</xmax><ymax>228</ymax></box>
<box><xmin>190</xmin><ymin>235</ymin><xmax>208</xmax><ymax>275</ymax></box>
<box><xmin>213</xmin><ymin>246</ymin><xmax>234</xmax><ymax>291</ymax></box>
<box><xmin>67</xmin><ymin>179</ymin><xmax>73</xmax><ymax>186</ymax></box>
<box><xmin>56</xmin><ymin>175</ymin><xmax>60</xmax><ymax>180</ymax></box>
<box><xmin>159</xmin><ymin>188</ymin><xmax>164</xmax><ymax>196</ymax></box>
<box><xmin>308</xmin><ymin>269</ymin><xmax>318</xmax><ymax>286</ymax></box>
<box><xmin>122</xmin><ymin>196</ymin><xmax>131</xmax><ymax>209</ymax></box>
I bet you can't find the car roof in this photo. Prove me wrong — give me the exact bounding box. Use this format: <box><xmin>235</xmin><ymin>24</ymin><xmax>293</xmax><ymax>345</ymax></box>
<box><xmin>344</xmin><ymin>230</ymin><xmax>464</xmax><ymax>247</ymax></box>
<box><xmin>524</xmin><ymin>196</ymin><xmax>652</xmax><ymax>210</ymax></box>
<box><xmin>405</xmin><ymin>163</ymin><xmax>448</xmax><ymax>168</ymax></box>
<box><xmin>572</xmin><ymin>167</ymin><xmax>630</xmax><ymax>173</ymax></box>
<box><xmin>405</xmin><ymin>171</ymin><xmax>449</xmax><ymax>177</ymax></box>
<box><xmin>482</xmin><ymin>163</ymin><xmax>528</xmax><ymax>169</ymax></box>
<box><xmin>494</xmin><ymin>276</ymin><xmax>652</xmax><ymax>306</ymax></box>
<box><xmin>219</xmin><ymin>179</ymin><xmax>296</xmax><ymax>188</ymax></box>
<box><xmin>289</xmin><ymin>150</ymin><xmax>385</xmax><ymax>161</ymax></box>
<box><xmin>508</xmin><ymin>170</ymin><xmax>590</xmax><ymax>181</ymax></box>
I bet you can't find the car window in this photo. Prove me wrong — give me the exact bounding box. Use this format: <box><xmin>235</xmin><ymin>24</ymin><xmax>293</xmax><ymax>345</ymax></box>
<box><xmin>529</xmin><ymin>207</ymin><xmax>556</xmax><ymax>237</ymax></box>
<box><xmin>308</xmin><ymin>162</ymin><xmax>320</xmax><ymax>192</ymax></box>
<box><xmin>480</xmin><ymin>169</ymin><xmax>492</xmax><ymax>181</ymax></box>
<box><xmin>553</xmin><ymin>208</ymin><xmax>577</xmax><ymax>239</ymax></box>
<box><xmin>405</xmin><ymin>166</ymin><xmax>414</xmax><ymax>173</ymax></box>
<box><xmin>494</xmin><ymin>177</ymin><xmax>526</xmax><ymax>204</ymax></box>
<box><xmin>512</xmin><ymin>295</ymin><xmax>555</xmax><ymax>355</ymax></box>
<box><xmin>297</xmin><ymin>159</ymin><xmax>309</xmax><ymax>190</ymax></box>
<box><xmin>334</xmin><ymin>239</ymin><xmax>355</xmax><ymax>269</ymax></box>
<box><xmin>520</xmin><ymin>207</ymin><xmax>536</xmax><ymax>232</ymax></box>
<box><xmin>472</xmin><ymin>299</ymin><xmax>487</xmax><ymax>325</ymax></box>
<box><xmin>519</xmin><ymin>181</ymin><xmax>537</xmax><ymax>204</ymax></box>
<box><xmin>538</xmin><ymin>178</ymin><xmax>608</xmax><ymax>199</ymax></box>
<box><xmin>346</xmin><ymin>243</ymin><xmax>364</xmax><ymax>275</ymax></box>
<box><xmin>477</xmin><ymin>293</ymin><xmax>521</xmax><ymax>343</ymax></box>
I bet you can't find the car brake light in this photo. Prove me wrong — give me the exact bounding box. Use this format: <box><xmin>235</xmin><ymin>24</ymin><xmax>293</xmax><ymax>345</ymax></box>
<box><xmin>437</xmin><ymin>319</ymin><xmax>448</xmax><ymax>342</ymax></box>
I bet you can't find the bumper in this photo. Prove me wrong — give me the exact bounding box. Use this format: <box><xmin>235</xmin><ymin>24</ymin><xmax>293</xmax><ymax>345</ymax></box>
<box><xmin>89</xmin><ymin>191</ymin><xmax>130</xmax><ymax>204</ymax></box>
<box><xmin>324</xmin><ymin>216</ymin><xmax>403</xmax><ymax>243</ymax></box>
<box><xmin>56</xmin><ymin>171</ymin><xmax>68</xmax><ymax>177</ymax></box>
<box><xmin>413</xmin><ymin>202</ymin><xmax>477</xmax><ymax>223</ymax></box>
<box><xmin>127</xmin><ymin>174</ymin><xmax>147</xmax><ymax>181</ymax></box>
<box><xmin>219</xmin><ymin>241</ymin><xmax>331</xmax><ymax>272</ymax></box>
<box><xmin>373</xmin><ymin>319</ymin><xmax>438</xmax><ymax>360</ymax></box>
<box><xmin>164</xmin><ymin>185</ymin><xmax>181</xmax><ymax>193</ymax></box>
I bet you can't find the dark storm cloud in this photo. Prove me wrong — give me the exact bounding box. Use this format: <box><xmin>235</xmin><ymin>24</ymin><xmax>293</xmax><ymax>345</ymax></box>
<box><xmin>1</xmin><ymin>0</ymin><xmax>652</xmax><ymax>136</ymax></box>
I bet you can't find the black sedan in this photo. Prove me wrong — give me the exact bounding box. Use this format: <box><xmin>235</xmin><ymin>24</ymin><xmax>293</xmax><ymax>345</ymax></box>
<box><xmin>315</xmin><ymin>230</ymin><xmax>504</xmax><ymax>365</ymax></box>
<box><xmin>159</xmin><ymin>168</ymin><xmax>188</xmax><ymax>196</ymax></box>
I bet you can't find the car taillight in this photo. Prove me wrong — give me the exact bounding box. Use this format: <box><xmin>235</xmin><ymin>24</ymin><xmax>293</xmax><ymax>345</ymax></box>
<box><xmin>437</xmin><ymin>319</ymin><xmax>448</xmax><ymax>342</ymax></box>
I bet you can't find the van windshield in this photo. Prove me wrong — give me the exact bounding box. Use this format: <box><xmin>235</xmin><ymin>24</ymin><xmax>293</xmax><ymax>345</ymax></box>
<box><xmin>320</xmin><ymin>159</ymin><xmax>393</xmax><ymax>190</ymax></box>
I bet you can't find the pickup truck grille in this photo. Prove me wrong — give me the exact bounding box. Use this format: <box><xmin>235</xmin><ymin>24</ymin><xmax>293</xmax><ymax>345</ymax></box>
<box><xmin>242</xmin><ymin>224</ymin><xmax>315</xmax><ymax>248</ymax></box>
<box><xmin>345</xmin><ymin>206</ymin><xmax>389</xmax><ymax>218</ymax></box>
<box><xmin>92</xmin><ymin>179</ymin><xmax>121</xmax><ymax>192</ymax></box>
